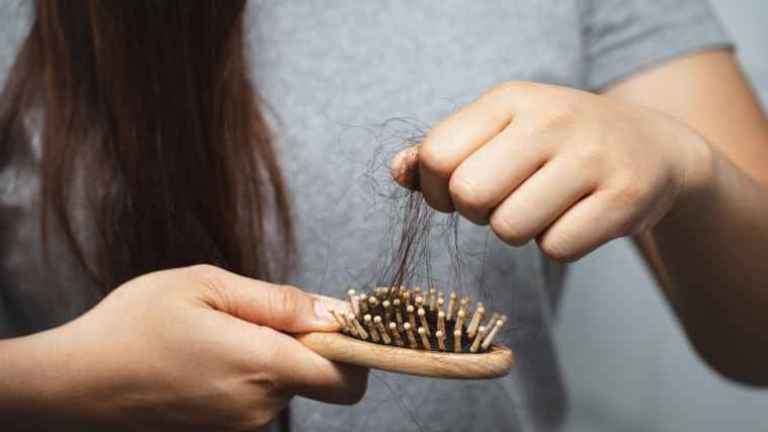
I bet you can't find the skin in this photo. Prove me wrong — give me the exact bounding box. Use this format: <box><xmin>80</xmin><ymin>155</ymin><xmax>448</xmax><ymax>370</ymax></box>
<box><xmin>1</xmin><ymin>49</ymin><xmax>766</xmax><ymax>429</ymax></box>
<box><xmin>392</xmin><ymin>50</ymin><xmax>768</xmax><ymax>385</ymax></box>
<box><xmin>0</xmin><ymin>265</ymin><xmax>368</xmax><ymax>431</ymax></box>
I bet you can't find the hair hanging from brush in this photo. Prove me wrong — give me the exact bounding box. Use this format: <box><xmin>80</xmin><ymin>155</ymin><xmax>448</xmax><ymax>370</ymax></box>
<box><xmin>0</xmin><ymin>0</ymin><xmax>294</xmax><ymax>290</ymax></box>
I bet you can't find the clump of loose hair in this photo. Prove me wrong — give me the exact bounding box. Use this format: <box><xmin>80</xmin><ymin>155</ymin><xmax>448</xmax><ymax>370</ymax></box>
<box><xmin>354</xmin><ymin>119</ymin><xmax>479</xmax><ymax>300</ymax></box>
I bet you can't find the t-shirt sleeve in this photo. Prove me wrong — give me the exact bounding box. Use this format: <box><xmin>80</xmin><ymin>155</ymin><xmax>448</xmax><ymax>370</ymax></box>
<box><xmin>582</xmin><ymin>0</ymin><xmax>733</xmax><ymax>91</ymax></box>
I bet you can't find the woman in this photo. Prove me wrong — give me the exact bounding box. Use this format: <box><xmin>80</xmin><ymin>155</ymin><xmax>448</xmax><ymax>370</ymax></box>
<box><xmin>1</xmin><ymin>0</ymin><xmax>767</xmax><ymax>431</ymax></box>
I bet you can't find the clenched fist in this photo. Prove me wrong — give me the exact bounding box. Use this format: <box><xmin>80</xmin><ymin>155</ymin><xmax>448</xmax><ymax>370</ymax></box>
<box><xmin>392</xmin><ymin>81</ymin><xmax>712</xmax><ymax>261</ymax></box>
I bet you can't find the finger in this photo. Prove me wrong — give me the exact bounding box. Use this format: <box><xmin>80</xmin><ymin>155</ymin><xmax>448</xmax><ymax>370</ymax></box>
<box><xmin>488</xmin><ymin>156</ymin><xmax>597</xmax><ymax>245</ymax></box>
<box><xmin>207</xmin><ymin>310</ymin><xmax>368</xmax><ymax>406</ymax></box>
<box><xmin>418</xmin><ymin>86</ymin><xmax>519</xmax><ymax>212</ymax></box>
<box><xmin>255</xmin><ymin>326</ymin><xmax>369</xmax><ymax>405</ymax></box>
<box><xmin>189</xmin><ymin>265</ymin><xmax>349</xmax><ymax>333</ymax></box>
<box><xmin>390</xmin><ymin>146</ymin><xmax>420</xmax><ymax>190</ymax></box>
<box><xmin>535</xmin><ymin>190</ymin><xmax>633</xmax><ymax>262</ymax></box>
<box><xmin>449</xmin><ymin>125</ymin><xmax>551</xmax><ymax>223</ymax></box>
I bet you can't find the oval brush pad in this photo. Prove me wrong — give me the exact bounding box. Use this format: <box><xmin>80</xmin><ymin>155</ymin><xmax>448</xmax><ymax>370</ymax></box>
<box><xmin>297</xmin><ymin>286</ymin><xmax>514</xmax><ymax>379</ymax></box>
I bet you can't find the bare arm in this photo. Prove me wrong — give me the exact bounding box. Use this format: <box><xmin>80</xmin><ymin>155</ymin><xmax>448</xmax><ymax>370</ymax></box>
<box><xmin>0</xmin><ymin>328</ymin><xmax>71</xmax><ymax>430</ymax></box>
<box><xmin>391</xmin><ymin>49</ymin><xmax>768</xmax><ymax>386</ymax></box>
<box><xmin>0</xmin><ymin>266</ymin><xmax>365</xmax><ymax>430</ymax></box>
<box><xmin>605</xmin><ymin>50</ymin><xmax>768</xmax><ymax>384</ymax></box>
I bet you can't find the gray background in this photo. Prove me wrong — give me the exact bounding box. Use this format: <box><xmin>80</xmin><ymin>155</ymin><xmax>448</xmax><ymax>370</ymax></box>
<box><xmin>559</xmin><ymin>2</ymin><xmax>768</xmax><ymax>430</ymax></box>
<box><xmin>0</xmin><ymin>1</ymin><xmax>764</xmax><ymax>430</ymax></box>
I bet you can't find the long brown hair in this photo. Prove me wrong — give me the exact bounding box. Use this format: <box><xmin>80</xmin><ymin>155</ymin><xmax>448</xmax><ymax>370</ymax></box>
<box><xmin>0</xmin><ymin>0</ymin><xmax>294</xmax><ymax>290</ymax></box>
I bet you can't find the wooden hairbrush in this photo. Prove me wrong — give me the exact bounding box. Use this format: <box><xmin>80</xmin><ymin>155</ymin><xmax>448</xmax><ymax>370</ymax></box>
<box><xmin>297</xmin><ymin>286</ymin><xmax>514</xmax><ymax>379</ymax></box>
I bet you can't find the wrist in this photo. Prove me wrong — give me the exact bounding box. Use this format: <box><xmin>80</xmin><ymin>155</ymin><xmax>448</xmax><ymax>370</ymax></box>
<box><xmin>0</xmin><ymin>326</ymin><xmax>80</xmax><ymax>429</ymax></box>
<box><xmin>1</xmin><ymin>320</ymin><xmax>118</xmax><ymax>430</ymax></box>
<box><xmin>668</xmin><ymin>127</ymin><xmax>719</xmax><ymax>220</ymax></box>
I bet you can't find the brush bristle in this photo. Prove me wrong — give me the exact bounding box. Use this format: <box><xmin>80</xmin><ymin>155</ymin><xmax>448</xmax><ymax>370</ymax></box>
<box><xmin>334</xmin><ymin>286</ymin><xmax>505</xmax><ymax>353</ymax></box>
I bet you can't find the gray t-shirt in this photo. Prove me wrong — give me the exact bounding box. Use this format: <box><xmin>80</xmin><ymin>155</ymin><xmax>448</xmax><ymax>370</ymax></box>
<box><xmin>0</xmin><ymin>1</ymin><xmax>730</xmax><ymax>431</ymax></box>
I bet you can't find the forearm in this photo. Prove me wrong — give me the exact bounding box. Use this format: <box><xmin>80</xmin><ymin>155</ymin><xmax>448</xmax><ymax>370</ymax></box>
<box><xmin>0</xmin><ymin>327</ymin><xmax>89</xmax><ymax>431</ymax></box>
<box><xmin>1</xmin><ymin>332</ymin><xmax>60</xmax><ymax>429</ymax></box>
<box><xmin>637</xmin><ymin>151</ymin><xmax>768</xmax><ymax>384</ymax></box>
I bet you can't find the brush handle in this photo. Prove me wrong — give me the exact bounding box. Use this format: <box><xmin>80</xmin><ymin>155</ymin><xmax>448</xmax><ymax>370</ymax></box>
<box><xmin>296</xmin><ymin>331</ymin><xmax>514</xmax><ymax>379</ymax></box>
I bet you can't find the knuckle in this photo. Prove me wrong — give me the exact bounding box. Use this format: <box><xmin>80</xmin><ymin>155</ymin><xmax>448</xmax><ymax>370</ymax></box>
<box><xmin>610</xmin><ymin>179</ymin><xmax>649</xmax><ymax>209</ymax></box>
<box><xmin>418</xmin><ymin>134</ymin><xmax>454</xmax><ymax>177</ymax></box>
<box><xmin>487</xmin><ymin>80</ymin><xmax>530</xmax><ymax>98</ymax></box>
<box><xmin>490</xmin><ymin>213</ymin><xmax>529</xmax><ymax>246</ymax></box>
<box><xmin>266</xmin><ymin>285</ymin><xmax>301</xmax><ymax>329</ymax></box>
<box><xmin>484</xmin><ymin>81</ymin><xmax>539</xmax><ymax>111</ymax></box>
<box><xmin>184</xmin><ymin>264</ymin><xmax>231</xmax><ymax>304</ymax></box>
<box><xmin>536</xmin><ymin>102</ymin><xmax>579</xmax><ymax>132</ymax></box>
<box><xmin>448</xmin><ymin>173</ymin><xmax>491</xmax><ymax>212</ymax></box>
<box><xmin>538</xmin><ymin>235</ymin><xmax>580</xmax><ymax>262</ymax></box>
<box><xmin>185</xmin><ymin>264</ymin><xmax>225</xmax><ymax>287</ymax></box>
<box><xmin>570</xmin><ymin>140</ymin><xmax>604</xmax><ymax>169</ymax></box>
<box><xmin>186</xmin><ymin>263</ymin><xmax>222</xmax><ymax>274</ymax></box>
<box><xmin>486</xmin><ymin>80</ymin><xmax>518</xmax><ymax>98</ymax></box>
<box><xmin>490</xmin><ymin>80</ymin><xmax>514</xmax><ymax>92</ymax></box>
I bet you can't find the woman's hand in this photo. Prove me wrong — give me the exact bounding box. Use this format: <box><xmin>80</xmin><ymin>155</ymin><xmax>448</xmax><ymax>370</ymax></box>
<box><xmin>392</xmin><ymin>81</ymin><xmax>714</xmax><ymax>261</ymax></box>
<box><xmin>2</xmin><ymin>265</ymin><xmax>367</xmax><ymax>431</ymax></box>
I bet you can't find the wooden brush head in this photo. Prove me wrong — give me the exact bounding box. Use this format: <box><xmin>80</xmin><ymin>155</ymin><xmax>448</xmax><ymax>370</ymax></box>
<box><xmin>297</xmin><ymin>286</ymin><xmax>514</xmax><ymax>379</ymax></box>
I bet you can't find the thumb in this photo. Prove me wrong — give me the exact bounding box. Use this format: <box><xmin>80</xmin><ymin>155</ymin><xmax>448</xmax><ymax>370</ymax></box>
<box><xmin>188</xmin><ymin>265</ymin><xmax>349</xmax><ymax>333</ymax></box>
<box><xmin>390</xmin><ymin>145</ymin><xmax>421</xmax><ymax>190</ymax></box>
